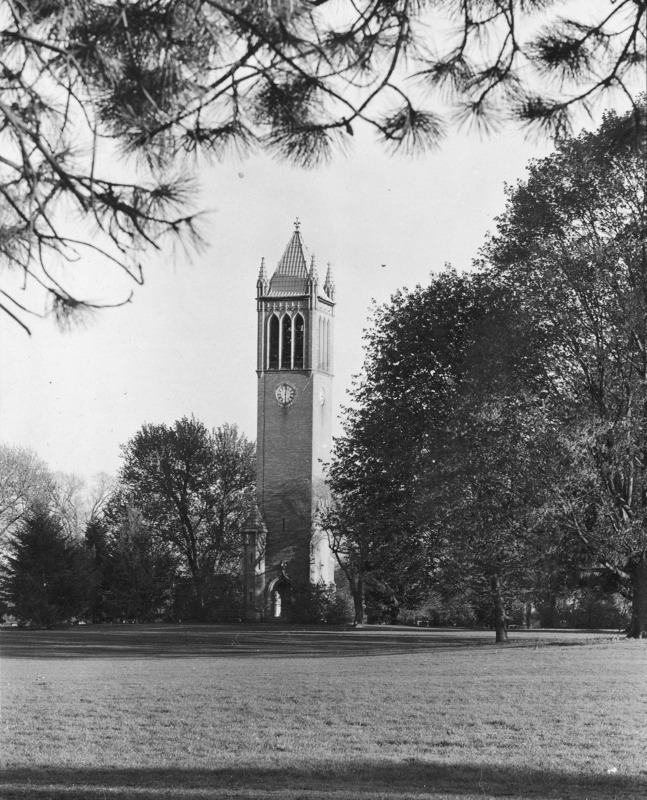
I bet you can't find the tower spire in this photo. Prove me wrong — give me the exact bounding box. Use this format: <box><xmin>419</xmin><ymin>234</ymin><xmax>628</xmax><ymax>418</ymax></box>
<box><xmin>266</xmin><ymin>224</ymin><xmax>309</xmax><ymax>295</ymax></box>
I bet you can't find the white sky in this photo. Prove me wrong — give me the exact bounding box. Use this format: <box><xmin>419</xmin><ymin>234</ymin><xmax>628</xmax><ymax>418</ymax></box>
<box><xmin>0</xmin><ymin>97</ymin><xmax>630</xmax><ymax>482</ymax></box>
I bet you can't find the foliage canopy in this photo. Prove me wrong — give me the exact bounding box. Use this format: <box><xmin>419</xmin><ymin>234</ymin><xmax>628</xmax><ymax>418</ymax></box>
<box><xmin>118</xmin><ymin>417</ymin><xmax>255</xmax><ymax>616</ymax></box>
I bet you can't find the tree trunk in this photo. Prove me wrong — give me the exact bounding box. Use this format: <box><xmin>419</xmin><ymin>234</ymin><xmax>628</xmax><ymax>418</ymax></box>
<box><xmin>491</xmin><ymin>573</ymin><xmax>509</xmax><ymax>643</ymax></box>
<box><xmin>352</xmin><ymin>575</ymin><xmax>365</xmax><ymax>627</ymax></box>
<box><xmin>628</xmin><ymin>551</ymin><xmax>647</xmax><ymax>638</ymax></box>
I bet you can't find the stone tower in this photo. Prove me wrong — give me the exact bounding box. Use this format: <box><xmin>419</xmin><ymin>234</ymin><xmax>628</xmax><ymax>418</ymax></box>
<box><xmin>244</xmin><ymin>221</ymin><xmax>336</xmax><ymax>621</ymax></box>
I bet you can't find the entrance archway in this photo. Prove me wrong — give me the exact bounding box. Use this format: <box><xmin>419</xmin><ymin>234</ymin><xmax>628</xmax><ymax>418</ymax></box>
<box><xmin>267</xmin><ymin>573</ymin><xmax>292</xmax><ymax>621</ymax></box>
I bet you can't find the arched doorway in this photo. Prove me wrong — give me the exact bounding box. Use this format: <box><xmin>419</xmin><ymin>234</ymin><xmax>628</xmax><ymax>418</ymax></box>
<box><xmin>267</xmin><ymin>572</ymin><xmax>292</xmax><ymax>621</ymax></box>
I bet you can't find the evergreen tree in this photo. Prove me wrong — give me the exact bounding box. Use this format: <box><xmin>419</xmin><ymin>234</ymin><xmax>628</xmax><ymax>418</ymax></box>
<box><xmin>101</xmin><ymin>500</ymin><xmax>177</xmax><ymax>622</ymax></box>
<box><xmin>84</xmin><ymin>515</ymin><xmax>111</xmax><ymax>623</ymax></box>
<box><xmin>0</xmin><ymin>507</ymin><xmax>95</xmax><ymax>627</ymax></box>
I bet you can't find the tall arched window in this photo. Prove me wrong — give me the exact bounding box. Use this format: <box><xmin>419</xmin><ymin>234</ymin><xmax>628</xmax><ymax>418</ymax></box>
<box><xmin>294</xmin><ymin>314</ymin><xmax>304</xmax><ymax>369</ymax></box>
<box><xmin>268</xmin><ymin>315</ymin><xmax>279</xmax><ymax>369</ymax></box>
<box><xmin>281</xmin><ymin>314</ymin><xmax>292</xmax><ymax>369</ymax></box>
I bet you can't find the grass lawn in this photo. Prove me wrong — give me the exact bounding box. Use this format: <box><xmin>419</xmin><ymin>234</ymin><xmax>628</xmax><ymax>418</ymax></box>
<box><xmin>1</xmin><ymin>625</ymin><xmax>645</xmax><ymax>799</ymax></box>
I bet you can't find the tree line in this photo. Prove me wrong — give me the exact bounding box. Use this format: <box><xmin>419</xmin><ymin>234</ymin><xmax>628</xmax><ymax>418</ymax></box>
<box><xmin>0</xmin><ymin>419</ymin><xmax>256</xmax><ymax>626</ymax></box>
<box><xmin>323</xmin><ymin>104</ymin><xmax>646</xmax><ymax>639</ymax></box>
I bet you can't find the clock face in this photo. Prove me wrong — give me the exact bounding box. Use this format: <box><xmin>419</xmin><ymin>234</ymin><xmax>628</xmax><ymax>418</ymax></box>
<box><xmin>319</xmin><ymin>386</ymin><xmax>326</xmax><ymax>405</ymax></box>
<box><xmin>275</xmin><ymin>383</ymin><xmax>296</xmax><ymax>405</ymax></box>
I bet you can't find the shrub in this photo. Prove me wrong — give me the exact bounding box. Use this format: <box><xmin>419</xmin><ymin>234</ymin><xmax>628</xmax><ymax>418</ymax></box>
<box><xmin>280</xmin><ymin>582</ymin><xmax>353</xmax><ymax>624</ymax></box>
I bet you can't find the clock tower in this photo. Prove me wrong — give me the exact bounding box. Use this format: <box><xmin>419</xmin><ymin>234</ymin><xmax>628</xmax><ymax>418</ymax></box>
<box><xmin>244</xmin><ymin>221</ymin><xmax>336</xmax><ymax>621</ymax></box>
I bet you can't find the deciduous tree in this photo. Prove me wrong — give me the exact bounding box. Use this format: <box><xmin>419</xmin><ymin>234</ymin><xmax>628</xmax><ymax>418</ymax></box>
<box><xmin>0</xmin><ymin>444</ymin><xmax>53</xmax><ymax>544</ymax></box>
<box><xmin>49</xmin><ymin>472</ymin><xmax>87</xmax><ymax>540</ymax></box>
<box><xmin>479</xmin><ymin>104</ymin><xmax>647</xmax><ymax>636</ymax></box>
<box><xmin>118</xmin><ymin>417</ymin><xmax>254</xmax><ymax>615</ymax></box>
<box><xmin>424</xmin><ymin>384</ymin><xmax>575</xmax><ymax>641</ymax></box>
<box><xmin>324</xmin><ymin>270</ymin><xmax>483</xmax><ymax>623</ymax></box>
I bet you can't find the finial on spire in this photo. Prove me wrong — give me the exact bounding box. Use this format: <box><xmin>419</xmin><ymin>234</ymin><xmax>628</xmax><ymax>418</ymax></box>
<box><xmin>294</xmin><ymin>217</ymin><xmax>301</xmax><ymax>231</ymax></box>
<box><xmin>258</xmin><ymin>256</ymin><xmax>267</xmax><ymax>281</ymax></box>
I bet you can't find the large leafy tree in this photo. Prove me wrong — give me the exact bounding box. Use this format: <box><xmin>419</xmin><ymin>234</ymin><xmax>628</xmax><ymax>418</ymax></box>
<box><xmin>0</xmin><ymin>506</ymin><xmax>96</xmax><ymax>626</ymax></box>
<box><xmin>325</xmin><ymin>268</ymin><xmax>555</xmax><ymax>636</ymax></box>
<box><xmin>420</xmin><ymin>280</ymin><xmax>600</xmax><ymax>639</ymax></box>
<box><xmin>424</xmin><ymin>376</ymin><xmax>579</xmax><ymax>641</ymax></box>
<box><xmin>324</xmin><ymin>270</ymin><xmax>483</xmax><ymax>624</ymax></box>
<box><xmin>2</xmin><ymin>1</ymin><xmax>643</xmax><ymax>330</ymax></box>
<box><xmin>479</xmin><ymin>104</ymin><xmax>647</xmax><ymax>637</ymax></box>
<box><xmin>118</xmin><ymin>417</ymin><xmax>255</xmax><ymax>613</ymax></box>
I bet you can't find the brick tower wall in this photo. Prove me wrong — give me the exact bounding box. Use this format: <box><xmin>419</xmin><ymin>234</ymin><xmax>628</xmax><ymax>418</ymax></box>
<box><xmin>257</xmin><ymin>370</ymin><xmax>316</xmax><ymax>586</ymax></box>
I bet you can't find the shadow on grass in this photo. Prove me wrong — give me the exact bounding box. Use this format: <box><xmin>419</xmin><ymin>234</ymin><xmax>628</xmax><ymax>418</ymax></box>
<box><xmin>0</xmin><ymin>625</ymin><xmax>616</xmax><ymax>660</ymax></box>
<box><xmin>0</xmin><ymin>763</ymin><xmax>644</xmax><ymax>799</ymax></box>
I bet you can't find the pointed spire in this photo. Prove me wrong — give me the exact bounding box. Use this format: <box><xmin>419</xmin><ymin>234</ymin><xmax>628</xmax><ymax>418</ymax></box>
<box><xmin>309</xmin><ymin>253</ymin><xmax>318</xmax><ymax>283</ymax></box>
<box><xmin>323</xmin><ymin>262</ymin><xmax>335</xmax><ymax>300</ymax></box>
<box><xmin>267</xmin><ymin>222</ymin><xmax>310</xmax><ymax>296</ymax></box>
<box><xmin>256</xmin><ymin>256</ymin><xmax>269</xmax><ymax>296</ymax></box>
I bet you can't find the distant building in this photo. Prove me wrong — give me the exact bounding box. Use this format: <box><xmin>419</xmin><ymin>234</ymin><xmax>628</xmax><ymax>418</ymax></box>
<box><xmin>243</xmin><ymin>221</ymin><xmax>336</xmax><ymax>621</ymax></box>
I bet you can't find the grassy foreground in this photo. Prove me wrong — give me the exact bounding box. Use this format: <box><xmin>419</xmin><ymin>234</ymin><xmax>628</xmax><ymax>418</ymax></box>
<box><xmin>1</xmin><ymin>625</ymin><xmax>645</xmax><ymax>799</ymax></box>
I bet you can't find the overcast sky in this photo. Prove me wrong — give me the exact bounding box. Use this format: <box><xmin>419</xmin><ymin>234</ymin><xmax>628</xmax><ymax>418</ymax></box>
<box><xmin>0</xmin><ymin>103</ymin><xmax>624</xmax><ymax>483</ymax></box>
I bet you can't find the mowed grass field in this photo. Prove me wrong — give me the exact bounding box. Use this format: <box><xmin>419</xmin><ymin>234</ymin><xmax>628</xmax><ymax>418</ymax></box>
<box><xmin>1</xmin><ymin>626</ymin><xmax>645</xmax><ymax>800</ymax></box>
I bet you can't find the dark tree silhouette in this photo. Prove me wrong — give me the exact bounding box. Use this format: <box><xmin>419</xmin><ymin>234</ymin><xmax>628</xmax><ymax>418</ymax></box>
<box><xmin>0</xmin><ymin>506</ymin><xmax>95</xmax><ymax>626</ymax></box>
<box><xmin>323</xmin><ymin>270</ymin><xmax>482</xmax><ymax>624</ymax></box>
